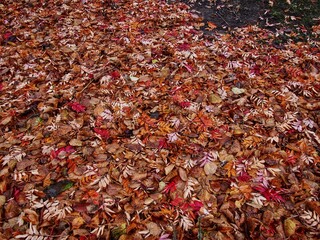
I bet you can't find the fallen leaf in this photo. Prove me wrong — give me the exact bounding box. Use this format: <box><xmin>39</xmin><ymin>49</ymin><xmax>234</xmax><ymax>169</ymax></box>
<box><xmin>232</xmin><ymin>87</ymin><xmax>246</xmax><ymax>95</ymax></box>
<box><xmin>44</xmin><ymin>180</ymin><xmax>74</xmax><ymax>198</ymax></box>
<box><xmin>178</xmin><ymin>168</ymin><xmax>188</xmax><ymax>181</ymax></box>
<box><xmin>284</xmin><ymin>218</ymin><xmax>296</xmax><ymax>237</ymax></box>
<box><xmin>0</xmin><ymin>195</ymin><xmax>6</xmax><ymax>207</ymax></box>
<box><xmin>209</xmin><ymin>93</ymin><xmax>222</xmax><ymax>104</ymax></box>
<box><xmin>69</xmin><ymin>139</ymin><xmax>83</xmax><ymax>147</ymax></box>
<box><xmin>146</xmin><ymin>222</ymin><xmax>161</xmax><ymax>236</ymax></box>
<box><xmin>69</xmin><ymin>102</ymin><xmax>86</xmax><ymax>113</ymax></box>
<box><xmin>72</xmin><ymin>216</ymin><xmax>85</xmax><ymax>229</ymax></box>
<box><xmin>0</xmin><ymin>116</ymin><xmax>12</xmax><ymax>125</ymax></box>
<box><xmin>204</xmin><ymin>162</ymin><xmax>217</xmax><ymax>175</ymax></box>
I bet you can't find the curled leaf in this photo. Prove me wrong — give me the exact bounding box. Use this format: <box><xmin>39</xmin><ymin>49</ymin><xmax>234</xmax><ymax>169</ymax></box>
<box><xmin>44</xmin><ymin>180</ymin><xmax>74</xmax><ymax>198</ymax></box>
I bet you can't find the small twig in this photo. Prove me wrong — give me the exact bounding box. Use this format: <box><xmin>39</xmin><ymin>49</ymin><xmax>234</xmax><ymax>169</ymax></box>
<box><xmin>71</xmin><ymin>71</ymin><xmax>106</xmax><ymax>100</ymax></box>
<box><xmin>78</xmin><ymin>78</ymin><xmax>96</xmax><ymax>95</ymax></box>
<box><xmin>216</xmin><ymin>12</ymin><xmax>230</xmax><ymax>26</ymax></box>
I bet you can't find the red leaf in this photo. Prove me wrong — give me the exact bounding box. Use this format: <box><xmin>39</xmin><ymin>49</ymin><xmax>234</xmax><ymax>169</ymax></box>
<box><xmin>94</xmin><ymin>128</ymin><xmax>110</xmax><ymax>139</ymax></box>
<box><xmin>110</xmin><ymin>70</ymin><xmax>121</xmax><ymax>79</ymax></box>
<box><xmin>189</xmin><ymin>200</ymin><xmax>203</xmax><ymax>212</ymax></box>
<box><xmin>13</xmin><ymin>187</ymin><xmax>20</xmax><ymax>201</ymax></box>
<box><xmin>210</xmin><ymin>129</ymin><xmax>222</xmax><ymax>140</ymax></box>
<box><xmin>170</xmin><ymin>197</ymin><xmax>183</xmax><ymax>207</ymax></box>
<box><xmin>79</xmin><ymin>234</ymin><xmax>96</xmax><ymax>240</ymax></box>
<box><xmin>95</xmin><ymin>116</ymin><xmax>103</xmax><ymax>127</ymax></box>
<box><xmin>163</xmin><ymin>181</ymin><xmax>177</xmax><ymax>194</ymax></box>
<box><xmin>69</xmin><ymin>102</ymin><xmax>86</xmax><ymax>113</ymax></box>
<box><xmin>158</xmin><ymin>138</ymin><xmax>168</xmax><ymax>150</ymax></box>
<box><xmin>207</xmin><ymin>21</ymin><xmax>217</xmax><ymax>30</ymax></box>
<box><xmin>65</xmin><ymin>146</ymin><xmax>75</xmax><ymax>153</ymax></box>
<box><xmin>254</xmin><ymin>185</ymin><xmax>285</xmax><ymax>203</ymax></box>
<box><xmin>180</xmin><ymin>202</ymin><xmax>190</xmax><ymax>212</ymax></box>
<box><xmin>237</xmin><ymin>172</ymin><xmax>251</xmax><ymax>182</ymax></box>
<box><xmin>51</xmin><ymin>146</ymin><xmax>75</xmax><ymax>159</ymax></box>
<box><xmin>220</xmin><ymin>124</ymin><xmax>230</xmax><ymax>133</ymax></box>
<box><xmin>286</xmin><ymin>151</ymin><xmax>297</xmax><ymax>165</ymax></box>
<box><xmin>3</xmin><ymin>32</ymin><xmax>12</xmax><ymax>40</ymax></box>
<box><xmin>266</xmin><ymin>55</ymin><xmax>279</xmax><ymax>64</ymax></box>
<box><xmin>261</xmin><ymin>225</ymin><xmax>276</xmax><ymax>236</ymax></box>
<box><xmin>178</xmin><ymin>43</ymin><xmax>190</xmax><ymax>51</ymax></box>
<box><xmin>250</xmin><ymin>64</ymin><xmax>261</xmax><ymax>75</ymax></box>
<box><xmin>285</xmin><ymin>129</ymin><xmax>296</xmax><ymax>135</ymax></box>
<box><xmin>73</xmin><ymin>203</ymin><xmax>91</xmax><ymax>213</ymax></box>
<box><xmin>0</xmin><ymin>82</ymin><xmax>3</xmax><ymax>91</ymax></box>
<box><xmin>179</xmin><ymin>101</ymin><xmax>191</xmax><ymax>108</ymax></box>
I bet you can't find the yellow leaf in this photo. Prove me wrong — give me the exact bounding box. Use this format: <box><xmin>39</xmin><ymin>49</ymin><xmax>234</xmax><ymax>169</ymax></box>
<box><xmin>209</xmin><ymin>93</ymin><xmax>222</xmax><ymax>104</ymax></box>
<box><xmin>157</xmin><ymin>121</ymin><xmax>173</xmax><ymax>133</ymax></box>
<box><xmin>284</xmin><ymin>218</ymin><xmax>296</xmax><ymax>237</ymax></box>
<box><xmin>0</xmin><ymin>195</ymin><xmax>6</xmax><ymax>207</ymax></box>
<box><xmin>72</xmin><ymin>216</ymin><xmax>85</xmax><ymax>229</ymax></box>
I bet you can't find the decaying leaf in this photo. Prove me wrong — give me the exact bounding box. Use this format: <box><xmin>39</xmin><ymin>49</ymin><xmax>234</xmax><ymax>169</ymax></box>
<box><xmin>44</xmin><ymin>180</ymin><xmax>74</xmax><ymax>198</ymax></box>
<box><xmin>1</xmin><ymin>0</ymin><xmax>319</xmax><ymax>239</ymax></box>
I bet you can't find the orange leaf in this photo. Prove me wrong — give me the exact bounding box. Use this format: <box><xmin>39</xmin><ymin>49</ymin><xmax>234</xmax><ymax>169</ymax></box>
<box><xmin>224</xmin><ymin>161</ymin><xmax>236</xmax><ymax>177</ymax></box>
<box><xmin>207</xmin><ymin>21</ymin><xmax>217</xmax><ymax>30</ymax></box>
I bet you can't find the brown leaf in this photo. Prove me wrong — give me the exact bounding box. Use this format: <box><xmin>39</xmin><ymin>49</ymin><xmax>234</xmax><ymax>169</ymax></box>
<box><xmin>0</xmin><ymin>116</ymin><xmax>12</xmax><ymax>125</ymax></box>
<box><xmin>16</xmin><ymin>159</ymin><xmax>36</xmax><ymax>171</ymax></box>
<box><xmin>165</xmin><ymin>164</ymin><xmax>175</xmax><ymax>175</ymax></box>
<box><xmin>90</xmin><ymin>214</ymin><xmax>100</xmax><ymax>227</ymax></box>
<box><xmin>0</xmin><ymin>179</ymin><xmax>7</xmax><ymax>194</ymax></box>
<box><xmin>72</xmin><ymin>216</ymin><xmax>85</xmax><ymax>229</ymax></box>
<box><xmin>146</xmin><ymin>222</ymin><xmax>161</xmax><ymax>236</ymax></box>
<box><xmin>178</xmin><ymin>167</ymin><xmax>188</xmax><ymax>181</ymax></box>
<box><xmin>5</xmin><ymin>200</ymin><xmax>20</xmax><ymax>219</ymax></box>
<box><xmin>0</xmin><ymin>195</ymin><xmax>6</xmax><ymax>207</ymax></box>
<box><xmin>69</xmin><ymin>139</ymin><xmax>83</xmax><ymax>147</ymax></box>
<box><xmin>24</xmin><ymin>209</ymin><xmax>39</xmax><ymax>225</ymax></box>
<box><xmin>131</xmin><ymin>172</ymin><xmax>148</xmax><ymax>181</ymax></box>
<box><xmin>204</xmin><ymin>162</ymin><xmax>217</xmax><ymax>175</ymax></box>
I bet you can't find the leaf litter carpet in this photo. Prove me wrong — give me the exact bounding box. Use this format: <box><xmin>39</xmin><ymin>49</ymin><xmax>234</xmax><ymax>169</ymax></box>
<box><xmin>0</xmin><ymin>0</ymin><xmax>320</xmax><ymax>239</ymax></box>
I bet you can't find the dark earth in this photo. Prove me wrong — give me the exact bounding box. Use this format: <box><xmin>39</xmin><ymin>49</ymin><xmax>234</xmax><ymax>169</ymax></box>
<box><xmin>175</xmin><ymin>0</ymin><xmax>320</xmax><ymax>40</ymax></box>
<box><xmin>180</xmin><ymin>0</ymin><xmax>267</xmax><ymax>30</ymax></box>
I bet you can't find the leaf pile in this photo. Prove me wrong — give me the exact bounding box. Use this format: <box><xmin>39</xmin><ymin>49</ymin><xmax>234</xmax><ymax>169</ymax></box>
<box><xmin>0</xmin><ymin>0</ymin><xmax>320</xmax><ymax>239</ymax></box>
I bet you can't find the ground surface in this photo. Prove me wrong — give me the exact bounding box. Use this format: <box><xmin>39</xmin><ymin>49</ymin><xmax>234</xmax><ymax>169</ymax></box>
<box><xmin>180</xmin><ymin>0</ymin><xmax>267</xmax><ymax>31</ymax></box>
<box><xmin>180</xmin><ymin>0</ymin><xmax>320</xmax><ymax>40</ymax></box>
<box><xmin>0</xmin><ymin>0</ymin><xmax>320</xmax><ymax>239</ymax></box>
